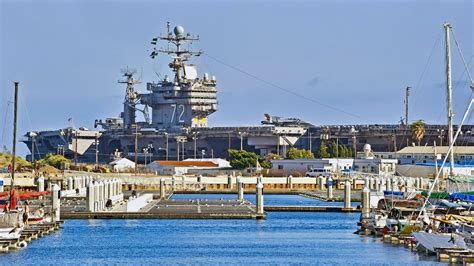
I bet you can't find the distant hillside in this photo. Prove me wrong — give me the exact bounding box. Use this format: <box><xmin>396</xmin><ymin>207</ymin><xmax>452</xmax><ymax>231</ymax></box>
<box><xmin>0</xmin><ymin>153</ymin><xmax>31</xmax><ymax>170</ymax></box>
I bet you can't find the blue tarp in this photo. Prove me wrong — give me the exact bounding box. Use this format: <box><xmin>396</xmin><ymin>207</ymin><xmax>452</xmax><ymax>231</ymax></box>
<box><xmin>383</xmin><ymin>191</ymin><xmax>404</xmax><ymax>197</ymax></box>
<box><xmin>449</xmin><ymin>193</ymin><xmax>474</xmax><ymax>202</ymax></box>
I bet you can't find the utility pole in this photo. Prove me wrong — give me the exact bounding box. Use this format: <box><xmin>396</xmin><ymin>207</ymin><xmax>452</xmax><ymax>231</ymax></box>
<box><xmin>277</xmin><ymin>134</ymin><xmax>280</xmax><ymax>156</ymax></box>
<box><xmin>74</xmin><ymin>131</ymin><xmax>78</xmax><ymax>167</ymax></box>
<box><xmin>309</xmin><ymin>131</ymin><xmax>312</xmax><ymax>152</ymax></box>
<box><xmin>182</xmin><ymin>139</ymin><xmax>185</xmax><ymax>160</ymax></box>
<box><xmin>11</xmin><ymin>82</ymin><xmax>19</xmax><ymax>186</ymax></box>
<box><xmin>193</xmin><ymin>136</ymin><xmax>197</xmax><ymax>159</ymax></box>
<box><xmin>352</xmin><ymin>135</ymin><xmax>357</xmax><ymax>159</ymax></box>
<box><xmin>164</xmin><ymin>132</ymin><xmax>169</xmax><ymax>161</ymax></box>
<box><xmin>405</xmin><ymin>86</ymin><xmax>411</xmax><ymax>126</ymax></box>
<box><xmin>134</xmin><ymin>124</ymin><xmax>139</xmax><ymax>175</ymax></box>
<box><xmin>95</xmin><ymin>133</ymin><xmax>99</xmax><ymax>170</ymax></box>
<box><xmin>176</xmin><ymin>138</ymin><xmax>180</xmax><ymax>161</ymax></box>
<box><xmin>444</xmin><ymin>23</ymin><xmax>455</xmax><ymax>177</ymax></box>
<box><xmin>30</xmin><ymin>132</ymin><xmax>37</xmax><ymax>174</ymax></box>
<box><xmin>434</xmin><ymin>140</ymin><xmax>439</xmax><ymax>177</ymax></box>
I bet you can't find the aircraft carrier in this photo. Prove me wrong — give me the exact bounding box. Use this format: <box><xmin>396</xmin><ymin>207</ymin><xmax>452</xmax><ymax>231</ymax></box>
<box><xmin>22</xmin><ymin>24</ymin><xmax>474</xmax><ymax>164</ymax></box>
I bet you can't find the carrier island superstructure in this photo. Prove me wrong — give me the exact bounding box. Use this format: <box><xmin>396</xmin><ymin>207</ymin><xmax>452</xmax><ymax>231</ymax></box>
<box><xmin>22</xmin><ymin>24</ymin><xmax>474</xmax><ymax>164</ymax></box>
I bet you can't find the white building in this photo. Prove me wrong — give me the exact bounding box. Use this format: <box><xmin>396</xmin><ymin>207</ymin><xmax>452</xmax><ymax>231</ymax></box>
<box><xmin>183</xmin><ymin>158</ymin><xmax>231</xmax><ymax>168</ymax></box>
<box><xmin>271</xmin><ymin>158</ymin><xmax>354</xmax><ymax>173</ymax></box>
<box><xmin>109</xmin><ymin>158</ymin><xmax>135</xmax><ymax>172</ymax></box>
<box><xmin>146</xmin><ymin>160</ymin><xmax>229</xmax><ymax>175</ymax></box>
<box><xmin>391</xmin><ymin>146</ymin><xmax>474</xmax><ymax>178</ymax></box>
<box><xmin>396</xmin><ymin>146</ymin><xmax>474</xmax><ymax>165</ymax></box>
<box><xmin>353</xmin><ymin>158</ymin><xmax>397</xmax><ymax>175</ymax></box>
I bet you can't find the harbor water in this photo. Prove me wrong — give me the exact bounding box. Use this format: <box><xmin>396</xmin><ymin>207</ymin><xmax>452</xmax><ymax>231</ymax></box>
<box><xmin>1</xmin><ymin>195</ymin><xmax>440</xmax><ymax>265</ymax></box>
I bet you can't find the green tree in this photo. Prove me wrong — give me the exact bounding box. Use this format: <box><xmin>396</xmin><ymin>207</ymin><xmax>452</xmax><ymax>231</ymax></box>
<box><xmin>228</xmin><ymin>149</ymin><xmax>271</xmax><ymax>169</ymax></box>
<box><xmin>338</xmin><ymin>145</ymin><xmax>346</xmax><ymax>158</ymax></box>
<box><xmin>287</xmin><ymin>148</ymin><xmax>314</xmax><ymax>159</ymax></box>
<box><xmin>411</xmin><ymin>119</ymin><xmax>425</xmax><ymax>146</ymax></box>
<box><xmin>318</xmin><ymin>143</ymin><xmax>330</xmax><ymax>158</ymax></box>
<box><xmin>266</xmin><ymin>153</ymin><xmax>283</xmax><ymax>160</ymax></box>
<box><xmin>37</xmin><ymin>154</ymin><xmax>70</xmax><ymax>169</ymax></box>
<box><xmin>330</xmin><ymin>142</ymin><xmax>338</xmax><ymax>157</ymax></box>
<box><xmin>347</xmin><ymin>147</ymin><xmax>354</xmax><ymax>158</ymax></box>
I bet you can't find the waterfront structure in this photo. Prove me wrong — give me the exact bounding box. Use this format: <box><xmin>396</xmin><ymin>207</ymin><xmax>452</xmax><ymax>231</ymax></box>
<box><xmin>271</xmin><ymin>158</ymin><xmax>354</xmax><ymax>173</ymax></box>
<box><xmin>271</xmin><ymin>158</ymin><xmax>396</xmax><ymax>175</ymax></box>
<box><xmin>353</xmin><ymin>158</ymin><xmax>397</xmax><ymax>175</ymax></box>
<box><xmin>145</xmin><ymin>160</ymin><xmax>227</xmax><ymax>175</ymax></box>
<box><xmin>396</xmin><ymin>146</ymin><xmax>474</xmax><ymax>165</ymax></box>
<box><xmin>109</xmin><ymin>158</ymin><xmax>135</xmax><ymax>173</ymax></box>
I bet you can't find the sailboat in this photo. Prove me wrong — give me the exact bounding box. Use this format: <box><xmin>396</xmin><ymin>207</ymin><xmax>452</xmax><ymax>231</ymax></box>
<box><xmin>0</xmin><ymin>82</ymin><xmax>26</xmax><ymax>243</ymax></box>
<box><xmin>413</xmin><ymin>22</ymin><xmax>474</xmax><ymax>254</ymax></box>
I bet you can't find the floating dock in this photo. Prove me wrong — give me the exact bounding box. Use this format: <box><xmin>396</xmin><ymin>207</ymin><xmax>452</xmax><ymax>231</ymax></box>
<box><xmin>61</xmin><ymin>199</ymin><xmax>265</xmax><ymax>219</ymax></box>
<box><xmin>0</xmin><ymin>221</ymin><xmax>62</xmax><ymax>253</ymax></box>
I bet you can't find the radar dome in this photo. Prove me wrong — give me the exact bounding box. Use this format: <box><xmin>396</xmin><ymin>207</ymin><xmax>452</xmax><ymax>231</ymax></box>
<box><xmin>363</xmin><ymin>144</ymin><xmax>371</xmax><ymax>152</ymax></box>
<box><xmin>174</xmin><ymin>26</ymin><xmax>184</xmax><ymax>36</ymax></box>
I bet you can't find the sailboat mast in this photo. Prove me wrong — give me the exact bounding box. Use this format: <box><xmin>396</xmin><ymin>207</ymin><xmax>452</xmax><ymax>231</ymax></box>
<box><xmin>11</xmin><ymin>82</ymin><xmax>19</xmax><ymax>187</ymax></box>
<box><xmin>444</xmin><ymin>22</ymin><xmax>455</xmax><ymax>177</ymax></box>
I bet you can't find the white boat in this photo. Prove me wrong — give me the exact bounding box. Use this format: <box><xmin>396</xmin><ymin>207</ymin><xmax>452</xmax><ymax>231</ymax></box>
<box><xmin>0</xmin><ymin>212</ymin><xmax>24</xmax><ymax>240</ymax></box>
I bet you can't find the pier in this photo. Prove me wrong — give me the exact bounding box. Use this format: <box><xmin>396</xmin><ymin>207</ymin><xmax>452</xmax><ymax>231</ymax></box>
<box><xmin>0</xmin><ymin>221</ymin><xmax>62</xmax><ymax>253</ymax></box>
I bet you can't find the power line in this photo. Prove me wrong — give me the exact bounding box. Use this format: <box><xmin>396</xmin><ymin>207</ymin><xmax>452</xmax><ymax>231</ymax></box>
<box><xmin>203</xmin><ymin>53</ymin><xmax>368</xmax><ymax>121</ymax></box>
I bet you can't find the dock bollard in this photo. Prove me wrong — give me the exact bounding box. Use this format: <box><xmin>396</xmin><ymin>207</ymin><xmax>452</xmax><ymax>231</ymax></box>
<box><xmin>37</xmin><ymin>176</ymin><xmax>44</xmax><ymax>192</ymax></box>
<box><xmin>361</xmin><ymin>186</ymin><xmax>370</xmax><ymax>220</ymax></box>
<box><xmin>287</xmin><ymin>175</ymin><xmax>293</xmax><ymax>190</ymax></box>
<box><xmin>86</xmin><ymin>181</ymin><xmax>95</xmax><ymax>212</ymax></box>
<box><xmin>237</xmin><ymin>178</ymin><xmax>244</xmax><ymax>202</ymax></box>
<box><xmin>327</xmin><ymin>177</ymin><xmax>333</xmax><ymax>200</ymax></box>
<box><xmin>256</xmin><ymin>182</ymin><xmax>264</xmax><ymax>215</ymax></box>
<box><xmin>344</xmin><ymin>180</ymin><xmax>351</xmax><ymax>209</ymax></box>
<box><xmin>227</xmin><ymin>175</ymin><xmax>233</xmax><ymax>190</ymax></box>
<box><xmin>385</xmin><ymin>177</ymin><xmax>392</xmax><ymax>191</ymax></box>
<box><xmin>160</xmin><ymin>178</ymin><xmax>166</xmax><ymax>199</ymax></box>
<box><xmin>67</xmin><ymin>177</ymin><xmax>73</xmax><ymax>191</ymax></box>
<box><xmin>37</xmin><ymin>176</ymin><xmax>45</xmax><ymax>200</ymax></box>
<box><xmin>391</xmin><ymin>177</ymin><xmax>397</xmax><ymax>192</ymax></box>
<box><xmin>51</xmin><ymin>184</ymin><xmax>60</xmax><ymax>222</ymax></box>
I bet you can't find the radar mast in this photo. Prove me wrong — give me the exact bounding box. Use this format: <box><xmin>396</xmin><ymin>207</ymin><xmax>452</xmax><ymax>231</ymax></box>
<box><xmin>150</xmin><ymin>22</ymin><xmax>202</xmax><ymax>84</ymax></box>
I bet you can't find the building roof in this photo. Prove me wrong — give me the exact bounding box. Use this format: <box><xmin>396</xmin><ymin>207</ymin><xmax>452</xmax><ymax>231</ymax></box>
<box><xmin>397</xmin><ymin>146</ymin><xmax>474</xmax><ymax>155</ymax></box>
<box><xmin>183</xmin><ymin>158</ymin><xmax>231</xmax><ymax>167</ymax></box>
<box><xmin>109</xmin><ymin>158</ymin><xmax>135</xmax><ymax>165</ymax></box>
<box><xmin>152</xmin><ymin>160</ymin><xmax>218</xmax><ymax>167</ymax></box>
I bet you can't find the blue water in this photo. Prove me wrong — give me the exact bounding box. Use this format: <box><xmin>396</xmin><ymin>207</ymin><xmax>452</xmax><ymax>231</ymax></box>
<box><xmin>0</xmin><ymin>195</ymin><xmax>440</xmax><ymax>265</ymax></box>
<box><xmin>172</xmin><ymin>193</ymin><xmax>360</xmax><ymax>207</ymax></box>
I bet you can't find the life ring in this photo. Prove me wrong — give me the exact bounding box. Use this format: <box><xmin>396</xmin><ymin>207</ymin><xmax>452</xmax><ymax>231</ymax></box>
<box><xmin>390</xmin><ymin>208</ymin><xmax>401</xmax><ymax>219</ymax></box>
<box><xmin>18</xmin><ymin>241</ymin><xmax>27</xmax><ymax>248</ymax></box>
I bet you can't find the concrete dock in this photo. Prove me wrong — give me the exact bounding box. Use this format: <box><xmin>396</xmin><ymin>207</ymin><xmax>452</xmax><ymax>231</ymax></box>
<box><xmin>0</xmin><ymin>221</ymin><xmax>62</xmax><ymax>253</ymax></box>
<box><xmin>62</xmin><ymin>199</ymin><xmax>264</xmax><ymax>219</ymax></box>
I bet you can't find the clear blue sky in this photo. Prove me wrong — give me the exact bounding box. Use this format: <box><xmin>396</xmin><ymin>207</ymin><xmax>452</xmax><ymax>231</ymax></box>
<box><xmin>0</xmin><ymin>0</ymin><xmax>472</xmax><ymax>156</ymax></box>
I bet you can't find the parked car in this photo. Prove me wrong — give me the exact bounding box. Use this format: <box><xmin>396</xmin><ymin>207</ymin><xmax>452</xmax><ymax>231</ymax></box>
<box><xmin>305</xmin><ymin>168</ymin><xmax>331</xmax><ymax>177</ymax></box>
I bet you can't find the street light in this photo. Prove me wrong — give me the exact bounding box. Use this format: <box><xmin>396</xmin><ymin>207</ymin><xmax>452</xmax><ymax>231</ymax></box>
<box><xmin>437</xmin><ymin>129</ymin><xmax>445</xmax><ymax>146</ymax></box>
<box><xmin>192</xmin><ymin>132</ymin><xmax>199</xmax><ymax>159</ymax></box>
<box><xmin>29</xmin><ymin>131</ymin><xmax>37</xmax><ymax>173</ymax></box>
<box><xmin>164</xmin><ymin>132</ymin><xmax>169</xmax><ymax>161</ymax></box>
<box><xmin>71</xmin><ymin>129</ymin><xmax>78</xmax><ymax>166</ymax></box>
<box><xmin>238</xmin><ymin>131</ymin><xmax>245</xmax><ymax>151</ymax></box>
<box><xmin>350</xmin><ymin>126</ymin><xmax>357</xmax><ymax>159</ymax></box>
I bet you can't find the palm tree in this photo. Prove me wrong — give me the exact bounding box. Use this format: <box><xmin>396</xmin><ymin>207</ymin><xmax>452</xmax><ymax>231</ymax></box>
<box><xmin>411</xmin><ymin>120</ymin><xmax>425</xmax><ymax>146</ymax></box>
